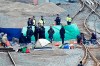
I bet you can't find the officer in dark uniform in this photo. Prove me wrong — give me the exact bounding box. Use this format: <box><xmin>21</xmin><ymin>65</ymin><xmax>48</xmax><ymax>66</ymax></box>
<box><xmin>34</xmin><ymin>25</ymin><xmax>39</xmax><ymax>42</ymax></box>
<box><xmin>55</xmin><ymin>14</ymin><xmax>61</xmax><ymax>25</ymax></box>
<box><xmin>60</xmin><ymin>26</ymin><xmax>65</xmax><ymax>44</ymax></box>
<box><xmin>26</xmin><ymin>26</ymin><xmax>34</xmax><ymax>43</ymax></box>
<box><xmin>48</xmin><ymin>26</ymin><xmax>55</xmax><ymax>43</ymax></box>
<box><xmin>39</xmin><ymin>26</ymin><xmax>45</xmax><ymax>39</ymax></box>
<box><xmin>27</xmin><ymin>18</ymin><xmax>33</xmax><ymax>26</ymax></box>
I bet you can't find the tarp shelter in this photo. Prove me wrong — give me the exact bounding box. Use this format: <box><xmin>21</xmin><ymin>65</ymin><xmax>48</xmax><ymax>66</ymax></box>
<box><xmin>35</xmin><ymin>39</ymin><xmax>51</xmax><ymax>48</ymax></box>
<box><xmin>22</xmin><ymin>24</ymin><xmax>80</xmax><ymax>41</ymax></box>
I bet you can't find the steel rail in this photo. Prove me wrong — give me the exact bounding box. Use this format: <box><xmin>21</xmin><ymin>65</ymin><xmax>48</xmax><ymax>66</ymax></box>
<box><xmin>72</xmin><ymin>0</ymin><xmax>100</xmax><ymax>66</ymax></box>
<box><xmin>72</xmin><ymin>0</ymin><xmax>85</xmax><ymax>21</ymax></box>
<box><xmin>7</xmin><ymin>52</ymin><xmax>16</xmax><ymax>66</ymax></box>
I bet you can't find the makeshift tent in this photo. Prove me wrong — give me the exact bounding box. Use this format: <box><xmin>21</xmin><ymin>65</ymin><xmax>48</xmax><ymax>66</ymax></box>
<box><xmin>35</xmin><ymin>39</ymin><xmax>50</xmax><ymax>48</ymax></box>
<box><xmin>22</xmin><ymin>24</ymin><xmax>80</xmax><ymax>41</ymax></box>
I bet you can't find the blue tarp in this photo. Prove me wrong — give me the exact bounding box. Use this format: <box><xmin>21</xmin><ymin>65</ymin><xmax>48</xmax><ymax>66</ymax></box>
<box><xmin>0</xmin><ymin>28</ymin><xmax>22</xmax><ymax>41</ymax></box>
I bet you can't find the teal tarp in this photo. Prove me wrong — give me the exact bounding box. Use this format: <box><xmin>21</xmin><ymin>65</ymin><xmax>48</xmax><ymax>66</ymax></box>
<box><xmin>22</xmin><ymin>24</ymin><xmax>80</xmax><ymax>41</ymax></box>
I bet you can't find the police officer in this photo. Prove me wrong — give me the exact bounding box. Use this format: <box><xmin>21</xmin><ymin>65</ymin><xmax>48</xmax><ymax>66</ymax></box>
<box><xmin>39</xmin><ymin>16</ymin><xmax>45</xmax><ymax>26</ymax></box>
<box><xmin>60</xmin><ymin>26</ymin><xmax>65</xmax><ymax>44</ymax></box>
<box><xmin>39</xmin><ymin>26</ymin><xmax>45</xmax><ymax>39</ymax></box>
<box><xmin>55</xmin><ymin>14</ymin><xmax>61</xmax><ymax>25</ymax></box>
<box><xmin>66</xmin><ymin>14</ymin><xmax>72</xmax><ymax>25</ymax></box>
<box><xmin>48</xmin><ymin>26</ymin><xmax>55</xmax><ymax>43</ymax></box>
<box><xmin>27</xmin><ymin>18</ymin><xmax>33</xmax><ymax>26</ymax></box>
<box><xmin>26</xmin><ymin>26</ymin><xmax>34</xmax><ymax>44</ymax></box>
<box><xmin>34</xmin><ymin>25</ymin><xmax>39</xmax><ymax>42</ymax></box>
<box><xmin>32</xmin><ymin>16</ymin><xmax>36</xmax><ymax>26</ymax></box>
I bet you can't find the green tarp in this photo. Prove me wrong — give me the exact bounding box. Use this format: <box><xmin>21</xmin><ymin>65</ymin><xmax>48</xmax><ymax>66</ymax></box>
<box><xmin>22</xmin><ymin>24</ymin><xmax>80</xmax><ymax>41</ymax></box>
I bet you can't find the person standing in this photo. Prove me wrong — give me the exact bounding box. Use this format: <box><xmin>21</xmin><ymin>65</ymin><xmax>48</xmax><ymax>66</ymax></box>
<box><xmin>34</xmin><ymin>25</ymin><xmax>39</xmax><ymax>42</ymax></box>
<box><xmin>66</xmin><ymin>14</ymin><xmax>72</xmax><ymax>25</ymax></box>
<box><xmin>39</xmin><ymin>16</ymin><xmax>45</xmax><ymax>26</ymax></box>
<box><xmin>39</xmin><ymin>26</ymin><xmax>45</xmax><ymax>39</ymax></box>
<box><xmin>27</xmin><ymin>18</ymin><xmax>33</xmax><ymax>26</ymax></box>
<box><xmin>32</xmin><ymin>16</ymin><xmax>36</xmax><ymax>26</ymax></box>
<box><xmin>48</xmin><ymin>26</ymin><xmax>55</xmax><ymax>43</ymax></box>
<box><xmin>60</xmin><ymin>26</ymin><xmax>65</xmax><ymax>44</ymax></box>
<box><xmin>26</xmin><ymin>26</ymin><xmax>34</xmax><ymax>44</ymax></box>
<box><xmin>55</xmin><ymin>14</ymin><xmax>61</xmax><ymax>25</ymax></box>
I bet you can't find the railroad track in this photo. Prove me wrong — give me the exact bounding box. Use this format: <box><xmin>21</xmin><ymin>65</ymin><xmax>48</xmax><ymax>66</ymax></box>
<box><xmin>72</xmin><ymin>0</ymin><xmax>100</xmax><ymax>66</ymax></box>
<box><xmin>0</xmin><ymin>52</ymin><xmax>16</xmax><ymax>66</ymax></box>
<box><xmin>7</xmin><ymin>52</ymin><xmax>16</xmax><ymax>66</ymax></box>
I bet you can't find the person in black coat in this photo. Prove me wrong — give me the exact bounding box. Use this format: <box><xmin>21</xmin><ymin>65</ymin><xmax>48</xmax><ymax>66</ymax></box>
<box><xmin>27</xmin><ymin>18</ymin><xmax>33</xmax><ymax>26</ymax></box>
<box><xmin>26</xmin><ymin>26</ymin><xmax>34</xmax><ymax>43</ymax></box>
<box><xmin>60</xmin><ymin>26</ymin><xmax>65</xmax><ymax>44</ymax></box>
<box><xmin>55</xmin><ymin>14</ymin><xmax>61</xmax><ymax>25</ymax></box>
<box><xmin>77</xmin><ymin>34</ymin><xmax>82</xmax><ymax>44</ymax></box>
<box><xmin>80</xmin><ymin>33</ymin><xmax>86</xmax><ymax>44</ymax></box>
<box><xmin>77</xmin><ymin>61</ymin><xmax>83</xmax><ymax>66</ymax></box>
<box><xmin>34</xmin><ymin>25</ymin><xmax>39</xmax><ymax>42</ymax></box>
<box><xmin>39</xmin><ymin>26</ymin><xmax>45</xmax><ymax>39</ymax></box>
<box><xmin>19</xmin><ymin>33</ymin><xmax>27</xmax><ymax>44</ymax></box>
<box><xmin>48</xmin><ymin>26</ymin><xmax>55</xmax><ymax>43</ymax></box>
<box><xmin>90</xmin><ymin>32</ymin><xmax>97</xmax><ymax>44</ymax></box>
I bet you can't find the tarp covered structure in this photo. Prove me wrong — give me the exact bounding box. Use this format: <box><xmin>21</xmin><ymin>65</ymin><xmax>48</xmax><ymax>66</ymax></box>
<box><xmin>0</xmin><ymin>24</ymin><xmax>80</xmax><ymax>41</ymax></box>
<box><xmin>22</xmin><ymin>24</ymin><xmax>80</xmax><ymax>41</ymax></box>
<box><xmin>35</xmin><ymin>39</ymin><xmax>51</xmax><ymax>48</ymax></box>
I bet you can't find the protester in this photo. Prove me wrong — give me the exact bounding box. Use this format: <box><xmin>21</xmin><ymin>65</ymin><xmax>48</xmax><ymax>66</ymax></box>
<box><xmin>80</xmin><ymin>33</ymin><xmax>86</xmax><ymax>44</ymax></box>
<box><xmin>60</xmin><ymin>26</ymin><xmax>65</xmax><ymax>44</ymax></box>
<box><xmin>48</xmin><ymin>26</ymin><xmax>55</xmax><ymax>43</ymax></box>
<box><xmin>77</xmin><ymin>34</ymin><xmax>81</xmax><ymax>44</ymax></box>
<box><xmin>55</xmin><ymin>14</ymin><xmax>61</xmax><ymax>25</ymax></box>
<box><xmin>77</xmin><ymin>61</ymin><xmax>84</xmax><ymax>66</ymax></box>
<box><xmin>26</xmin><ymin>26</ymin><xmax>34</xmax><ymax>44</ymax></box>
<box><xmin>0</xmin><ymin>32</ymin><xmax>4</xmax><ymax>43</ymax></box>
<box><xmin>27</xmin><ymin>18</ymin><xmax>33</xmax><ymax>26</ymax></box>
<box><xmin>2</xmin><ymin>34</ymin><xmax>11</xmax><ymax>47</ymax></box>
<box><xmin>39</xmin><ymin>16</ymin><xmax>45</xmax><ymax>26</ymax></box>
<box><xmin>90</xmin><ymin>32</ymin><xmax>97</xmax><ymax>44</ymax></box>
<box><xmin>66</xmin><ymin>14</ymin><xmax>72</xmax><ymax>25</ymax></box>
